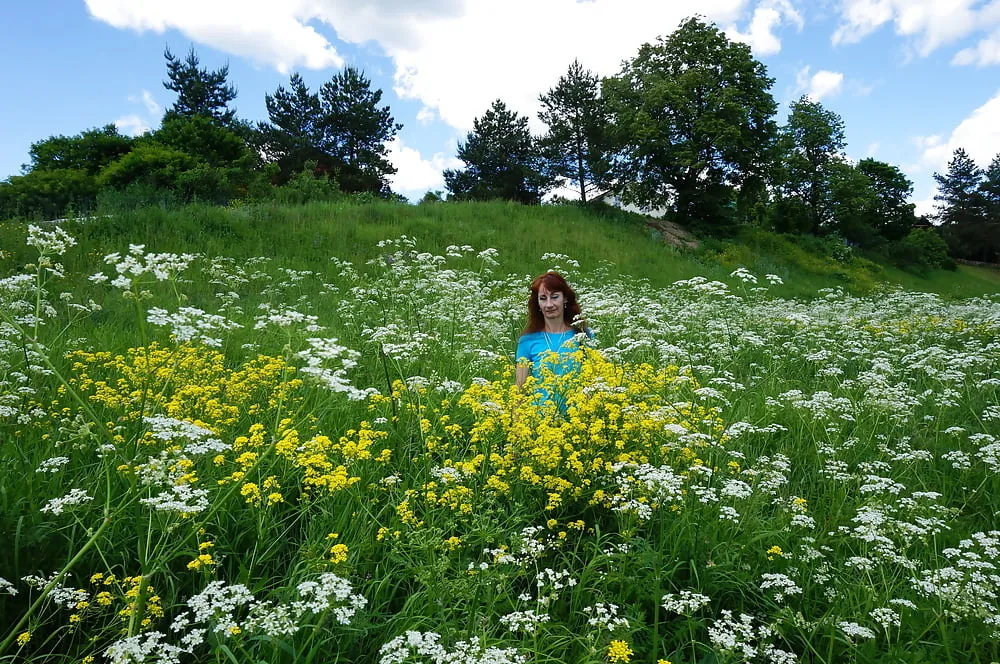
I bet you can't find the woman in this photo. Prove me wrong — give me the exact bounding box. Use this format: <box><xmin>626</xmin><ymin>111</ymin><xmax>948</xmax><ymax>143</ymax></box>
<box><xmin>515</xmin><ymin>271</ymin><xmax>593</xmax><ymax>393</ymax></box>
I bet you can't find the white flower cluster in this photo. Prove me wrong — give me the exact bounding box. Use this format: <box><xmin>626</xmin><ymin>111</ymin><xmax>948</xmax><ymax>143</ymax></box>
<box><xmin>40</xmin><ymin>488</ymin><xmax>93</xmax><ymax>515</ymax></box>
<box><xmin>91</xmin><ymin>244</ymin><xmax>198</xmax><ymax>290</ymax></box>
<box><xmin>378</xmin><ymin>631</ymin><xmax>526</xmax><ymax>664</ymax></box>
<box><xmin>708</xmin><ymin>610</ymin><xmax>798</xmax><ymax>663</ymax></box>
<box><xmin>608</xmin><ymin>462</ymin><xmax>685</xmax><ymax>520</ymax></box>
<box><xmin>143</xmin><ymin>415</ymin><xmax>229</xmax><ymax>456</ymax></box>
<box><xmin>759</xmin><ymin>573</ymin><xmax>803</xmax><ymax>603</ymax></box>
<box><xmin>661</xmin><ymin>590</ymin><xmax>712</xmax><ymax>615</ymax></box>
<box><xmin>36</xmin><ymin>456</ymin><xmax>71</xmax><ymax>473</ymax></box>
<box><xmin>146</xmin><ymin>307</ymin><xmax>242</xmax><ymax>347</ymax></box>
<box><xmin>27</xmin><ymin>224</ymin><xmax>77</xmax><ymax>256</ymax></box>
<box><xmin>499</xmin><ymin>609</ymin><xmax>550</xmax><ymax>633</ymax></box>
<box><xmin>297</xmin><ymin>337</ymin><xmax>377</xmax><ymax>401</ymax></box>
<box><xmin>0</xmin><ymin>576</ymin><xmax>18</xmax><ymax>595</ymax></box>
<box><xmin>583</xmin><ymin>602</ymin><xmax>630</xmax><ymax>631</ymax></box>
<box><xmin>108</xmin><ymin>574</ymin><xmax>366</xmax><ymax>664</ymax></box>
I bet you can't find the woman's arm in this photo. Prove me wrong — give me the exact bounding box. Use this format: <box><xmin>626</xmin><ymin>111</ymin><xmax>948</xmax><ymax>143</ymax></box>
<box><xmin>515</xmin><ymin>363</ymin><xmax>531</xmax><ymax>389</ymax></box>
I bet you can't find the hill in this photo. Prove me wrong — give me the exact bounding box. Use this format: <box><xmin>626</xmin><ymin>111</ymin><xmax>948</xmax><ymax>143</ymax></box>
<box><xmin>2</xmin><ymin>199</ymin><xmax>996</xmax><ymax>299</ymax></box>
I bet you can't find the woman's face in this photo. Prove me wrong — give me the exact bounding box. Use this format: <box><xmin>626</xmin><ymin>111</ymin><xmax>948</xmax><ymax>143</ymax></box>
<box><xmin>537</xmin><ymin>285</ymin><xmax>565</xmax><ymax>322</ymax></box>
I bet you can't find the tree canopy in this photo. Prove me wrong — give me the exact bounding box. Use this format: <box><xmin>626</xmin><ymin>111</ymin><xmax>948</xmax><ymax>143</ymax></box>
<box><xmin>444</xmin><ymin>100</ymin><xmax>550</xmax><ymax>204</ymax></box>
<box><xmin>163</xmin><ymin>46</ymin><xmax>238</xmax><ymax>125</ymax></box>
<box><xmin>604</xmin><ymin>16</ymin><xmax>777</xmax><ymax>232</ymax></box>
<box><xmin>537</xmin><ymin>59</ymin><xmax>611</xmax><ymax>203</ymax></box>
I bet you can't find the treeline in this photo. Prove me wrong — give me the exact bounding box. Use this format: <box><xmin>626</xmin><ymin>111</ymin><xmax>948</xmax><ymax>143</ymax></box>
<box><xmin>2</xmin><ymin>18</ymin><xmax>998</xmax><ymax>267</ymax></box>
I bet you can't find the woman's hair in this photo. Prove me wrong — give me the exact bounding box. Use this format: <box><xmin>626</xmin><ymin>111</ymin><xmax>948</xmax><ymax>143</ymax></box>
<box><xmin>521</xmin><ymin>271</ymin><xmax>587</xmax><ymax>334</ymax></box>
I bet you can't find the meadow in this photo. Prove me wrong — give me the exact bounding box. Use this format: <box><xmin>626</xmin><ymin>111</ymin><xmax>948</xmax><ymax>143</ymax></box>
<box><xmin>1</xmin><ymin>204</ymin><xmax>999</xmax><ymax>664</ymax></box>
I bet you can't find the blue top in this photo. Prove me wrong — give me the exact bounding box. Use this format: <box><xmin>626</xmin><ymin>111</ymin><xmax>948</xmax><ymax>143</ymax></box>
<box><xmin>516</xmin><ymin>329</ymin><xmax>593</xmax><ymax>410</ymax></box>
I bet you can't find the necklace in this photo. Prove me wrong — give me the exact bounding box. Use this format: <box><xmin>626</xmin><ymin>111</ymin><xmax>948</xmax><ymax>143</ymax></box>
<box><xmin>544</xmin><ymin>329</ymin><xmax>568</xmax><ymax>353</ymax></box>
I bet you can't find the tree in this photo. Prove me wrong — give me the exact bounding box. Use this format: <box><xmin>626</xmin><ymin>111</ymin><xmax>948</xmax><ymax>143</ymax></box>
<box><xmin>259</xmin><ymin>73</ymin><xmax>328</xmax><ymax>181</ymax></box>
<box><xmin>603</xmin><ymin>16</ymin><xmax>777</xmax><ymax>232</ymax></box>
<box><xmin>444</xmin><ymin>100</ymin><xmax>550</xmax><ymax>204</ymax></box>
<box><xmin>980</xmin><ymin>153</ymin><xmax>1000</xmax><ymax>222</ymax></box>
<box><xmin>318</xmin><ymin>67</ymin><xmax>401</xmax><ymax>194</ymax></box>
<box><xmin>827</xmin><ymin>161</ymin><xmax>879</xmax><ymax>245</ymax></box>
<box><xmin>27</xmin><ymin>125</ymin><xmax>133</xmax><ymax>175</ymax></box>
<box><xmin>155</xmin><ymin>115</ymin><xmax>250</xmax><ymax>167</ymax></box>
<box><xmin>537</xmin><ymin>59</ymin><xmax>611</xmax><ymax>203</ymax></box>
<box><xmin>856</xmin><ymin>158</ymin><xmax>916</xmax><ymax>241</ymax></box>
<box><xmin>933</xmin><ymin>148</ymin><xmax>986</xmax><ymax>225</ymax></box>
<box><xmin>773</xmin><ymin>96</ymin><xmax>847</xmax><ymax>234</ymax></box>
<box><xmin>163</xmin><ymin>46</ymin><xmax>238</xmax><ymax>125</ymax></box>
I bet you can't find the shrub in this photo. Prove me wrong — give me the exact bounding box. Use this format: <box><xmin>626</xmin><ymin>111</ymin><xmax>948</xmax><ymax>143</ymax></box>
<box><xmin>889</xmin><ymin>228</ymin><xmax>956</xmax><ymax>273</ymax></box>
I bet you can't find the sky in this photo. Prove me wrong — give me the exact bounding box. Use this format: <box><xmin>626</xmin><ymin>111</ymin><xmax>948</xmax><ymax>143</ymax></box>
<box><xmin>2</xmin><ymin>0</ymin><xmax>1000</xmax><ymax>214</ymax></box>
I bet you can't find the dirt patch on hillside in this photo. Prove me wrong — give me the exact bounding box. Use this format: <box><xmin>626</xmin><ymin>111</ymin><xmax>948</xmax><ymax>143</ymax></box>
<box><xmin>645</xmin><ymin>218</ymin><xmax>700</xmax><ymax>249</ymax></box>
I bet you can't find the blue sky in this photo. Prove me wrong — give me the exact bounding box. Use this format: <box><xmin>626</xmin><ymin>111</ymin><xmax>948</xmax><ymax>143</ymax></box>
<box><xmin>2</xmin><ymin>0</ymin><xmax>1000</xmax><ymax>213</ymax></box>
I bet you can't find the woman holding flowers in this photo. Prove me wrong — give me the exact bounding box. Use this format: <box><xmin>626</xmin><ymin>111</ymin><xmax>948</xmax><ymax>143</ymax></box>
<box><xmin>515</xmin><ymin>272</ymin><xmax>593</xmax><ymax>405</ymax></box>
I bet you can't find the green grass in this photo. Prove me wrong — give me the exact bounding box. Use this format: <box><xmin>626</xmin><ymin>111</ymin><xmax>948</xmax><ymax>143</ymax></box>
<box><xmin>3</xmin><ymin>199</ymin><xmax>996</xmax><ymax>299</ymax></box>
<box><xmin>1</xmin><ymin>207</ymin><xmax>999</xmax><ymax>664</ymax></box>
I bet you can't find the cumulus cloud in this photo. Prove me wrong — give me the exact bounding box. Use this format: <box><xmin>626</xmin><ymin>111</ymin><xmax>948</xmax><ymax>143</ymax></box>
<box><xmin>832</xmin><ymin>0</ymin><xmax>1000</xmax><ymax>59</ymax></box>
<box><xmin>916</xmin><ymin>90</ymin><xmax>1000</xmax><ymax>171</ymax></box>
<box><xmin>726</xmin><ymin>0</ymin><xmax>804</xmax><ymax>56</ymax></box>
<box><xmin>85</xmin><ymin>0</ymin><xmax>346</xmax><ymax>73</ymax></box>
<box><xmin>415</xmin><ymin>107</ymin><xmax>436</xmax><ymax>126</ymax></box>
<box><xmin>795</xmin><ymin>66</ymin><xmax>845</xmax><ymax>101</ymax></box>
<box><xmin>114</xmin><ymin>114</ymin><xmax>152</xmax><ymax>137</ymax></box>
<box><xmin>85</xmin><ymin>0</ymin><xmax>769</xmax><ymax>133</ymax></box>
<box><xmin>386</xmin><ymin>137</ymin><xmax>463</xmax><ymax>196</ymax></box>
<box><xmin>952</xmin><ymin>28</ymin><xmax>1000</xmax><ymax>66</ymax></box>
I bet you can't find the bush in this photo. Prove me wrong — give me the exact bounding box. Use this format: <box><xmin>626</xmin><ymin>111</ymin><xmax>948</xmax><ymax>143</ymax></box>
<box><xmin>889</xmin><ymin>228</ymin><xmax>956</xmax><ymax>273</ymax></box>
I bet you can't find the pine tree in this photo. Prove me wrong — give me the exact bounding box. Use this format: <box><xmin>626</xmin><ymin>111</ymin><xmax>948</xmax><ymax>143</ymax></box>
<box><xmin>163</xmin><ymin>46</ymin><xmax>238</xmax><ymax>125</ymax></box>
<box><xmin>933</xmin><ymin>148</ymin><xmax>986</xmax><ymax>225</ymax></box>
<box><xmin>537</xmin><ymin>59</ymin><xmax>611</xmax><ymax>203</ymax></box>
<box><xmin>259</xmin><ymin>73</ymin><xmax>328</xmax><ymax>181</ymax></box>
<box><xmin>444</xmin><ymin>100</ymin><xmax>550</xmax><ymax>204</ymax></box>
<box><xmin>980</xmin><ymin>153</ymin><xmax>1000</xmax><ymax>222</ymax></box>
<box><xmin>319</xmin><ymin>67</ymin><xmax>402</xmax><ymax>194</ymax></box>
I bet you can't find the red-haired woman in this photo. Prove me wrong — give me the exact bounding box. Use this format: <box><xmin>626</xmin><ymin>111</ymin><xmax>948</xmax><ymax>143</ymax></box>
<box><xmin>515</xmin><ymin>271</ymin><xmax>593</xmax><ymax>392</ymax></box>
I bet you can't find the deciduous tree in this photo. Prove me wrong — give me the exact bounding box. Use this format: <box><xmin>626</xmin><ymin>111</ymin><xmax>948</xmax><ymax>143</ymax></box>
<box><xmin>604</xmin><ymin>16</ymin><xmax>777</xmax><ymax>233</ymax></box>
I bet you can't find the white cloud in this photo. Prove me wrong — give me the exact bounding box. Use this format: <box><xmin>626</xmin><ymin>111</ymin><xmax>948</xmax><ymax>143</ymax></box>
<box><xmin>386</xmin><ymin>137</ymin><xmax>463</xmax><ymax>196</ymax></box>
<box><xmin>952</xmin><ymin>28</ymin><xmax>1000</xmax><ymax>66</ymax></box>
<box><xmin>726</xmin><ymin>0</ymin><xmax>804</xmax><ymax>56</ymax></box>
<box><xmin>865</xmin><ymin>142</ymin><xmax>879</xmax><ymax>157</ymax></box>
<box><xmin>416</xmin><ymin>106</ymin><xmax>436</xmax><ymax>125</ymax></box>
<box><xmin>917</xmin><ymin>89</ymin><xmax>1000</xmax><ymax>171</ymax></box>
<box><xmin>85</xmin><ymin>0</ymin><xmax>346</xmax><ymax>73</ymax></box>
<box><xmin>795</xmin><ymin>66</ymin><xmax>844</xmax><ymax>101</ymax></box>
<box><xmin>114</xmin><ymin>114</ymin><xmax>152</xmax><ymax>136</ymax></box>
<box><xmin>86</xmin><ymin>0</ymin><xmax>757</xmax><ymax>133</ymax></box>
<box><xmin>128</xmin><ymin>89</ymin><xmax>162</xmax><ymax>117</ymax></box>
<box><xmin>832</xmin><ymin>0</ymin><xmax>1000</xmax><ymax>59</ymax></box>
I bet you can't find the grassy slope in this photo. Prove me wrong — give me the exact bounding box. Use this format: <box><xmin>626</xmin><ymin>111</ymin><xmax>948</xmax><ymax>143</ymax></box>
<box><xmin>2</xmin><ymin>200</ymin><xmax>997</xmax><ymax>298</ymax></box>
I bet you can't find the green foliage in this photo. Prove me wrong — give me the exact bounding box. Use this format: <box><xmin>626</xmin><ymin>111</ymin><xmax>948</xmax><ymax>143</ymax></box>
<box><xmin>269</xmin><ymin>161</ymin><xmax>344</xmax><ymax>205</ymax></box>
<box><xmin>537</xmin><ymin>59</ymin><xmax>612</xmax><ymax>203</ymax></box>
<box><xmin>258</xmin><ymin>73</ymin><xmax>328</xmax><ymax>182</ymax></box>
<box><xmin>981</xmin><ymin>153</ymin><xmax>1000</xmax><ymax>222</ymax></box>
<box><xmin>933</xmin><ymin>148</ymin><xmax>986</xmax><ymax>225</ymax></box>
<box><xmin>163</xmin><ymin>46</ymin><xmax>238</xmax><ymax>125</ymax></box>
<box><xmin>941</xmin><ymin>221</ymin><xmax>1000</xmax><ymax>264</ymax></box>
<box><xmin>318</xmin><ymin>67</ymin><xmax>402</xmax><ymax>194</ymax></box>
<box><xmin>444</xmin><ymin>100</ymin><xmax>550</xmax><ymax>204</ymax></box>
<box><xmin>98</xmin><ymin>143</ymin><xmax>200</xmax><ymax>191</ymax></box>
<box><xmin>889</xmin><ymin>228</ymin><xmax>956</xmax><ymax>274</ymax></box>
<box><xmin>27</xmin><ymin>124</ymin><xmax>133</xmax><ymax>175</ymax></box>
<box><xmin>0</xmin><ymin>168</ymin><xmax>99</xmax><ymax>219</ymax></box>
<box><xmin>154</xmin><ymin>115</ymin><xmax>252</xmax><ymax>167</ymax></box>
<box><xmin>771</xmin><ymin>96</ymin><xmax>846</xmax><ymax>234</ymax></box>
<box><xmin>856</xmin><ymin>158</ymin><xmax>916</xmax><ymax>241</ymax></box>
<box><xmin>604</xmin><ymin>16</ymin><xmax>777</xmax><ymax>234</ymax></box>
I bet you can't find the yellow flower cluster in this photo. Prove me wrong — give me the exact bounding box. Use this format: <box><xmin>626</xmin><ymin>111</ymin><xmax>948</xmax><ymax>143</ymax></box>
<box><xmin>607</xmin><ymin>639</ymin><xmax>634</xmax><ymax>663</ymax></box>
<box><xmin>66</xmin><ymin>343</ymin><xmax>301</xmax><ymax>432</ymax></box>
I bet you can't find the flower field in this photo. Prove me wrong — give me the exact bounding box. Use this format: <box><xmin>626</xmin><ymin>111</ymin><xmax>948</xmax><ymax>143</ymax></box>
<box><xmin>1</xmin><ymin>223</ymin><xmax>999</xmax><ymax>664</ymax></box>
